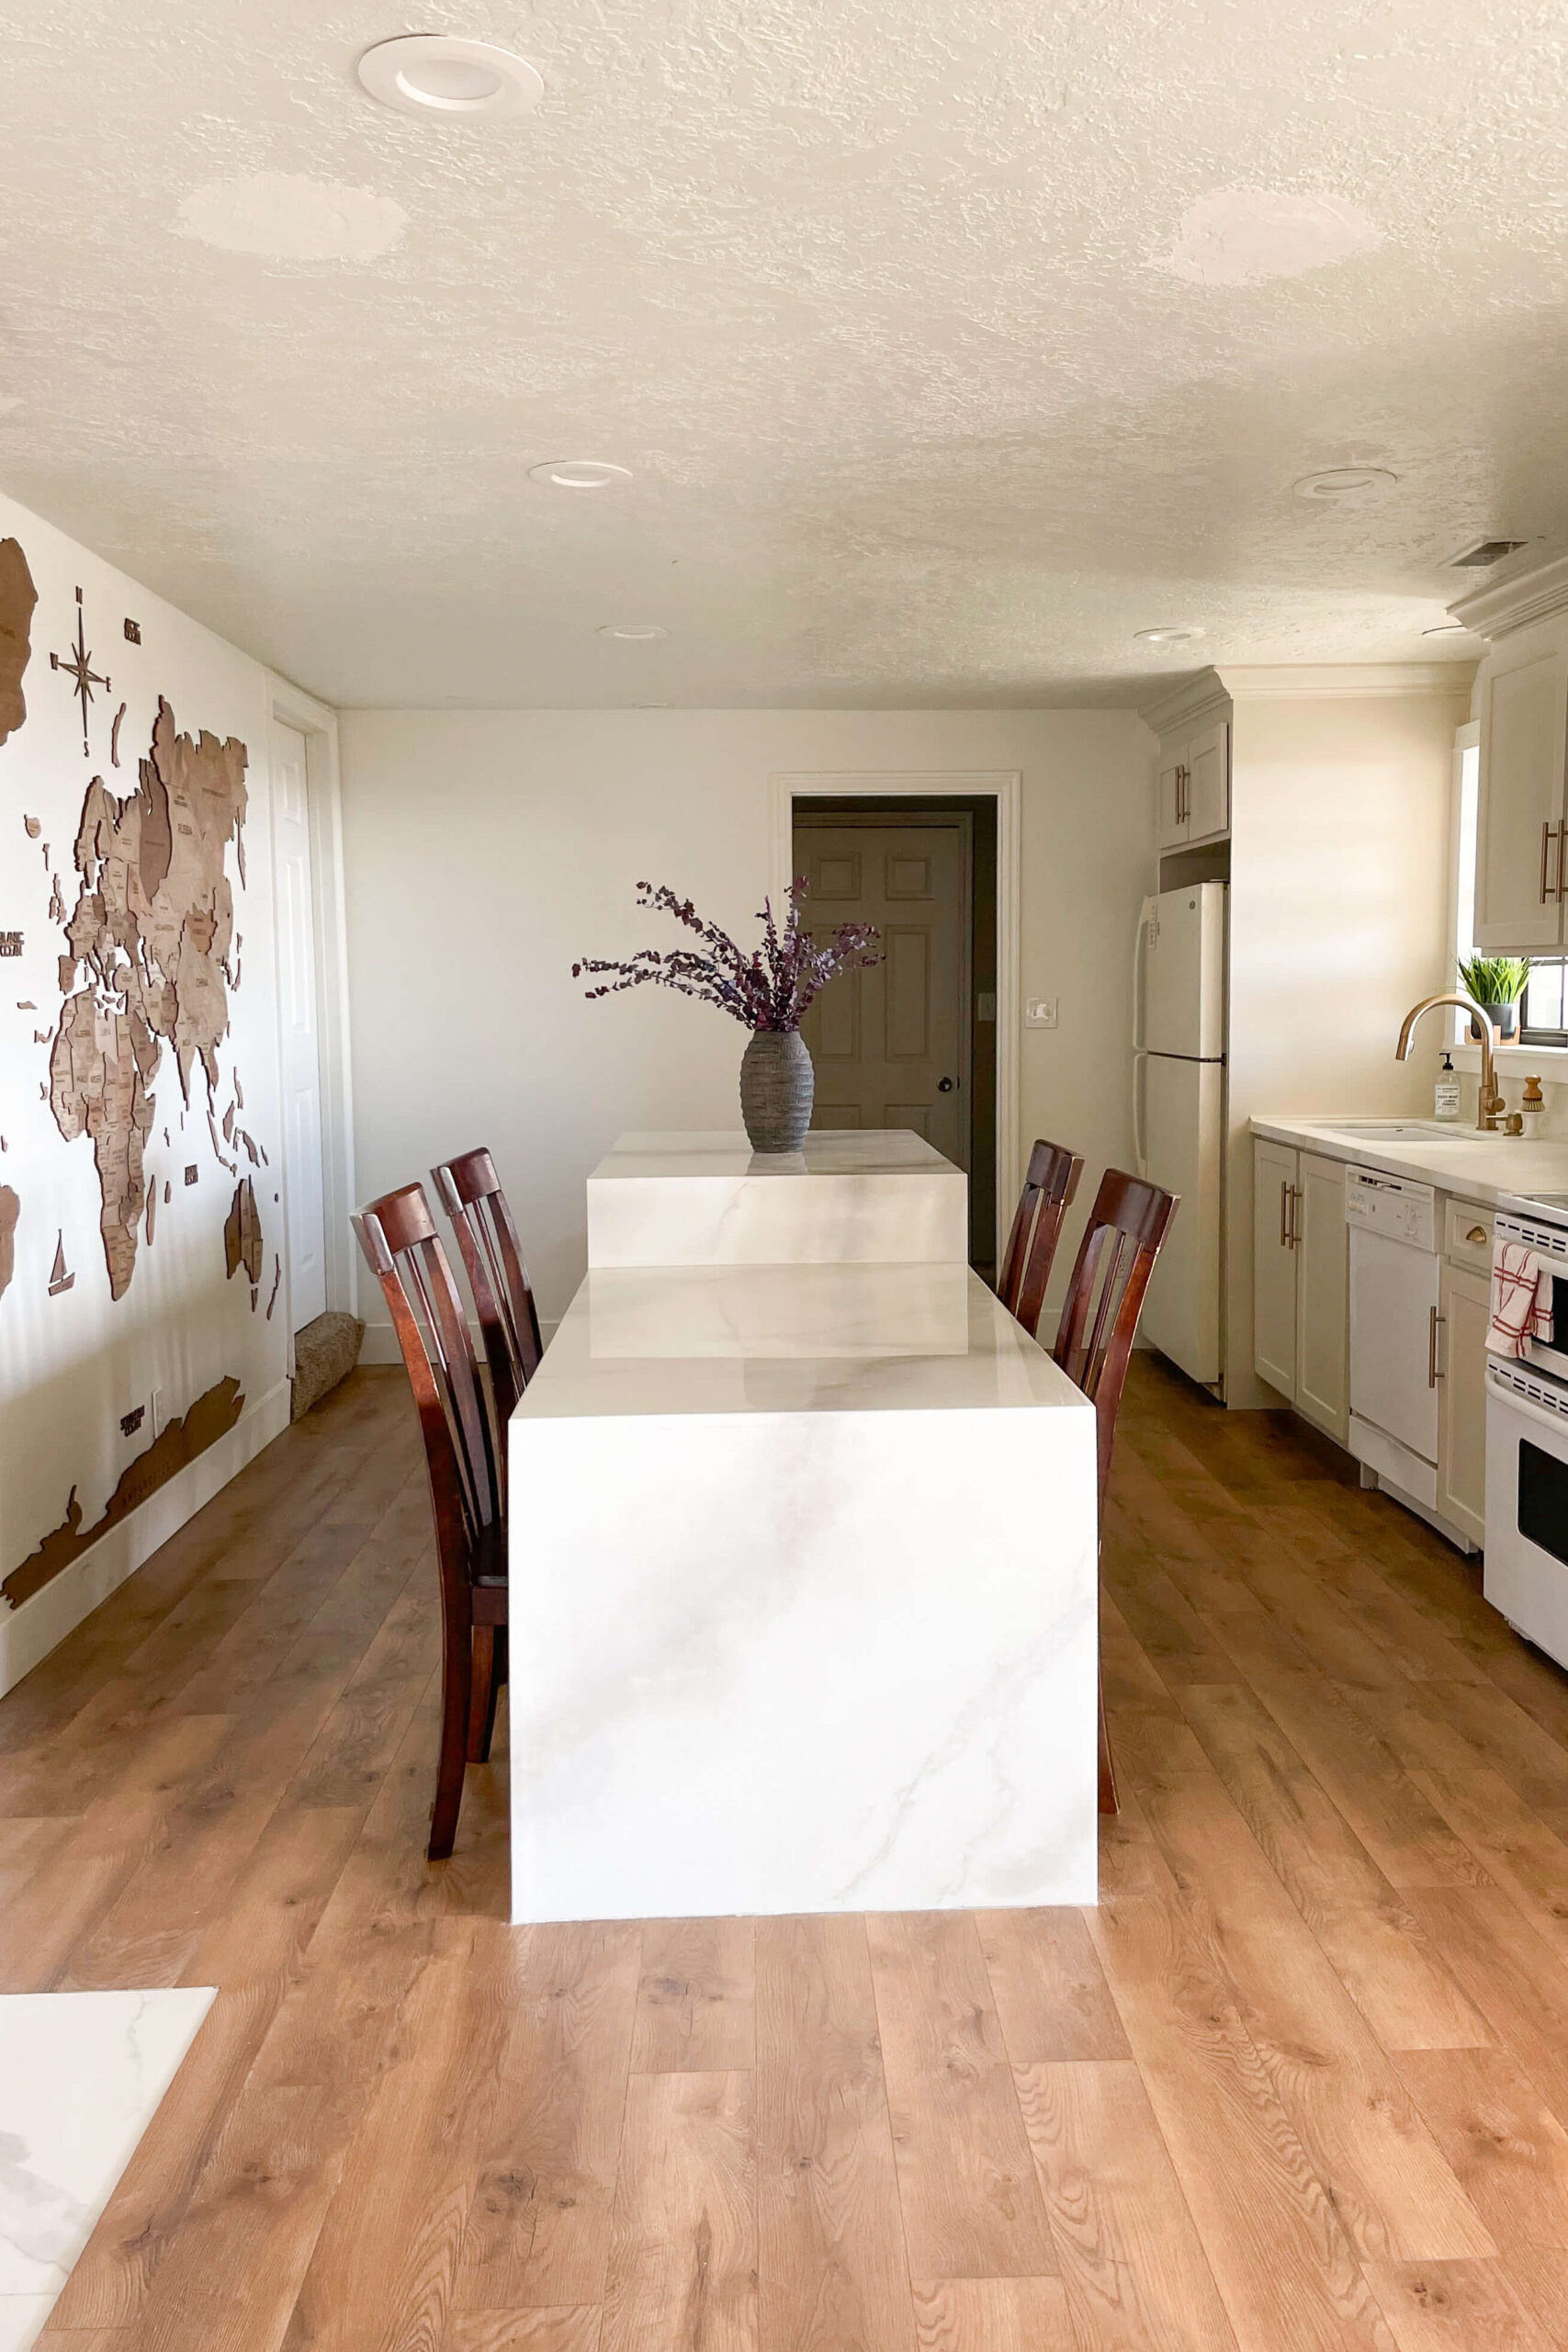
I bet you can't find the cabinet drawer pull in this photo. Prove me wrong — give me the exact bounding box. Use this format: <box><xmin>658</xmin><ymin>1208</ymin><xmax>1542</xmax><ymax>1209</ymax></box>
<box><xmin>1467</xmin><ymin>1224</ymin><xmax>1487</xmax><ymax>1245</ymax></box>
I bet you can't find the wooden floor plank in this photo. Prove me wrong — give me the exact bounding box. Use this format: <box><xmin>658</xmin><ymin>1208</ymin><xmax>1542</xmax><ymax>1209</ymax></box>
<box><xmin>1359</xmin><ymin>2257</ymin><xmax>1560</xmax><ymax>2352</ymax></box>
<box><xmin>909</xmin><ymin>2277</ymin><xmax>1074</xmax><ymax>2351</ymax></box>
<box><xmin>1396</xmin><ymin>2047</ymin><xmax>1568</xmax><ymax>2255</ymax></box>
<box><xmin>598</xmin><ymin>2070</ymin><xmax>756</xmax><ymax>2352</ymax></box>
<box><xmin>631</xmin><ymin>1917</ymin><xmax>756</xmax><ymax>2075</ymax></box>
<box><xmin>454</xmin><ymin>1921</ymin><xmax>642</xmax><ymax>2312</ymax></box>
<box><xmin>1016</xmin><ymin>2057</ymin><xmax>1241</xmax><ymax>2352</ymax></box>
<box><xmin>866</xmin><ymin>1910</ymin><xmax>1055</xmax><ymax>2283</ymax></box>
<box><xmin>976</xmin><ymin>1906</ymin><xmax>1130</xmax><ymax>2064</ymax></box>
<box><xmin>754</xmin><ymin>1911</ymin><xmax>916</xmax><ymax>2352</ymax></box>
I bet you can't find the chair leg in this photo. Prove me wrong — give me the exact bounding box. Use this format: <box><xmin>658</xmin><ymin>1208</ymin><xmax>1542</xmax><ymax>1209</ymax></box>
<box><xmin>468</xmin><ymin>1625</ymin><xmax>501</xmax><ymax>1763</ymax></box>
<box><xmin>429</xmin><ymin>1611</ymin><xmax>473</xmax><ymax>1862</ymax></box>
<box><xmin>1097</xmin><ymin>1668</ymin><xmax>1120</xmax><ymax>1815</ymax></box>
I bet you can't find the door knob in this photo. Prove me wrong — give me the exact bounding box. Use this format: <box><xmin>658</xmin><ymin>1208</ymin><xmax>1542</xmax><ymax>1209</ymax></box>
<box><xmin>938</xmin><ymin>1076</ymin><xmax>954</xmax><ymax>1092</ymax></box>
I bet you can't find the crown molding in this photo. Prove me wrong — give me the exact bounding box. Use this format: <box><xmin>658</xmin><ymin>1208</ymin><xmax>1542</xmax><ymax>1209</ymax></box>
<box><xmin>1141</xmin><ymin>669</ymin><xmax>1230</xmax><ymax>737</ymax></box>
<box><xmin>1215</xmin><ymin>662</ymin><xmax>1474</xmax><ymax>701</ymax></box>
<box><xmin>1450</xmin><ymin>547</ymin><xmax>1568</xmax><ymax>639</ymax></box>
<box><xmin>1143</xmin><ymin>661</ymin><xmax>1472</xmax><ymax>733</ymax></box>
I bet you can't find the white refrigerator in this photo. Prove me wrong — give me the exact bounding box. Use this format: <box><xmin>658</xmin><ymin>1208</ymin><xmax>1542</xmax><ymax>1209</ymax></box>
<box><xmin>1133</xmin><ymin>883</ymin><xmax>1227</xmax><ymax>1388</ymax></box>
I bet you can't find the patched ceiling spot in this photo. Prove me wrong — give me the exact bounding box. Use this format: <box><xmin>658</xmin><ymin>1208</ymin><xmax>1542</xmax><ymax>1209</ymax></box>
<box><xmin>175</xmin><ymin>173</ymin><xmax>406</xmax><ymax>265</ymax></box>
<box><xmin>1158</xmin><ymin>186</ymin><xmax>1383</xmax><ymax>288</ymax></box>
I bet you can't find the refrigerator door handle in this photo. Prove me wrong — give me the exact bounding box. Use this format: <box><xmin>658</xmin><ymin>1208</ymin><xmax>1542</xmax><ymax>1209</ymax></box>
<box><xmin>1132</xmin><ymin>896</ymin><xmax>1156</xmax><ymax>1055</ymax></box>
<box><xmin>1133</xmin><ymin>1049</ymin><xmax>1150</xmax><ymax>1179</ymax></box>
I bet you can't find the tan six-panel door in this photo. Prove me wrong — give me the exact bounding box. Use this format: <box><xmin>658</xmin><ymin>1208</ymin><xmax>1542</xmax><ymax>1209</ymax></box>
<box><xmin>794</xmin><ymin>820</ymin><xmax>971</xmax><ymax>1170</ymax></box>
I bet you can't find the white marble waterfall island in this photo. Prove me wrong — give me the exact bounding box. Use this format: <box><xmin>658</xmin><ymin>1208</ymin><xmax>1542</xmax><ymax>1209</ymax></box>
<box><xmin>509</xmin><ymin>1130</ymin><xmax>1098</xmax><ymax>1924</ymax></box>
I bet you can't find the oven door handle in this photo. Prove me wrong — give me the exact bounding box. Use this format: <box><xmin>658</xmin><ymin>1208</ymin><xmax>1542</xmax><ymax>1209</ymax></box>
<box><xmin>1487</xmin><ymin>1367</ymin><xmax>1568</xmax><ymax>1443</ymax></box>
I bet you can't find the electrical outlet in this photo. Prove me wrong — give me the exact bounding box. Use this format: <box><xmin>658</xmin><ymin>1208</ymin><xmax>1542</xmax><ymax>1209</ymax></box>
<box><xmin>1026</xmin><ymin>997</ymin><xmax>1059</xmax><ymax>1029</ymax></box>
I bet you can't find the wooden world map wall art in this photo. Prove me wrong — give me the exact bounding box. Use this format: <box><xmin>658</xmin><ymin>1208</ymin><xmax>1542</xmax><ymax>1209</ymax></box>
<box><xmin>0</xmin><ymin>531</ymin><xmax>261</xmax><ymax>1616</ymax></box>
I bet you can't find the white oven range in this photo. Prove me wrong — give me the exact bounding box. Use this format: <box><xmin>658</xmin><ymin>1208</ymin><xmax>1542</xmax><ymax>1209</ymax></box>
<box><xmin>1486</xmin><ymin>1197</ymin><xmax>1568</xmax><ymax>1668</ymax></box>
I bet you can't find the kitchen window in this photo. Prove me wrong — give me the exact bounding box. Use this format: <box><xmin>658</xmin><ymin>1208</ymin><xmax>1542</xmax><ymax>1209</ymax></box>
<box><xmin>1523</xmin><ymin>959</ymin><xmax>1568</xmax><ymax>1044</ymax></box>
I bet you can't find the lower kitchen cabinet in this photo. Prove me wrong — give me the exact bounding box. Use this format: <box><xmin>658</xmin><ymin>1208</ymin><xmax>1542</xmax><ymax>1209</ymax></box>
<box><xmin>1438</xmin><ymin>1259</ymin><xmax>1490</xmax><ymax>1548</ymax></box>
<box><xmin>1253</xmin><ymin>1136</ymin><xmax>1491</xmax><ymax>1551</ymax></box>
<box><xmin>1295</xmin><ymin>1153</ymin><xmax>1349</xmax><ymax>1442</ymax></box>
<box><xmin>1251</xmin><ymin>1139</ymin><xmax>1348</xmax><ymax>1442</ymax></box>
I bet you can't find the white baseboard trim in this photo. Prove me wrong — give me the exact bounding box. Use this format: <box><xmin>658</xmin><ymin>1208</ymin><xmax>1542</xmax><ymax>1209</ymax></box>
<box><xmin>0</xmin><ymin>1378</ymin><xmax>292</xmax><ymax>1702</ymax></box>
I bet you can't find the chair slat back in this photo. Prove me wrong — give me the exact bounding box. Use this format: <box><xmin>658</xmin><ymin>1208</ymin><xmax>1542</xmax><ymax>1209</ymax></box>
<box><xmin>1052</xmin><ymin>1169</ymin><xmax>1179</xmax><ymax>1504</ymax></box>
<box><xmin>353</xmin><ymin>1182</ymin><xmax>502</xmax><ymax>1569</ymax></box>
<box><xmin>432</xmin><ymin>1148</ymin><xmax>543</xmax><ymax>1429</ymax></box>
<box><xmin>998</xmin><ymin>1137</ymin><xmax>1084</xmax><ymax>1336</ymax></box>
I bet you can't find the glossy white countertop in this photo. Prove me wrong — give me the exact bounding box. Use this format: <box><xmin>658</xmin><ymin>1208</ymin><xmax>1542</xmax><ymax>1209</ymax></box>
<box><xmin>585</xmin><ymin>1126</ymin><xmax>969</xmax><ymax>1268</ymax></box>
<box><xmin>588</xmin><ymin>1128</ymin><xmax>953</xmax><ymax>1182</ymax></box>
<box><xmin>514</xmin><ymin>1261</ymin><xmax>1089</xmax><ymax>1420</ymax></box>
<box><xmin>1252</xmin><ymin>1114</ymin><xmax>1568</xmax><ymax>1209</ymax></box>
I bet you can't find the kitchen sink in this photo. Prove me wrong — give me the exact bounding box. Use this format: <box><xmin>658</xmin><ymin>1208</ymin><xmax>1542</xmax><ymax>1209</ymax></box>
<box><xmin>1312</xmin><ymin>1119</ymin><xmax>1495</xmax><ymax>1141</ymax></box>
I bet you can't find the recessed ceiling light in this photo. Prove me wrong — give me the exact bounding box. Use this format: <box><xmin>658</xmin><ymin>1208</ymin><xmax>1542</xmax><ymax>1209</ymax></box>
<box><xmin>1292</xmin><ymin>466</ymin><xmax>1399</xmax><ymax>502</ymax></box>
<box><xmin>357</xmin><ymin>36</ymin><xmax>543</xmax><ymax>119</ymax></box>
<box><xmin>598</xmin><ymin>623</ymin><xmax>668</xmax><ymax>640</ymax></box>
<box><xmin>528</xmin><ymin>459</ymin><xmax>633</xmax><ymax>491</ymax></box>
<box><xmin>1134</xmin><ymin>627</ymin><xmax>1204</xmax><ymax>647</ymax></box>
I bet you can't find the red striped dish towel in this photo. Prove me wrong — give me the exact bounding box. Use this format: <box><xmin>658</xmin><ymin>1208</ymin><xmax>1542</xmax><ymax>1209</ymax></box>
<box><xmin>1489</xmin><ymin>1241</ymin><xmax>1555</xmax><ymax>1358</ymax></box>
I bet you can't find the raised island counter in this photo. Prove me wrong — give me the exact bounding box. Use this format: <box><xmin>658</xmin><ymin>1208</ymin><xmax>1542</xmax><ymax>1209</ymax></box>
<box><xmin>509</xmin><ymin>1130</ymin><xmax>1099</xmax><ymax>1925</ymax></box>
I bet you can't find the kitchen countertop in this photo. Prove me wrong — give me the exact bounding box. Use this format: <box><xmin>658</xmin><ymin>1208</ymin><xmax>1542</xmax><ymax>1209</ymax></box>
<box><xmin>585</xmin><ymin>1125</ymin><xmax>968</xmax><ymax>1266</ymax></box>
<box><xmin>1251</xmin><ymin>1114</ymin><xmax>1568</xmax><ymax>1209</ymax></box>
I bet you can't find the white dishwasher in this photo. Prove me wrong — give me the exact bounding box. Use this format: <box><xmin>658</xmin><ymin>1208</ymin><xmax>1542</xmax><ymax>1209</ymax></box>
<box><xmin>1346</xmin><ymin>1166</ymin><xmax>1441</xmax><ymax>1508</ymax></box>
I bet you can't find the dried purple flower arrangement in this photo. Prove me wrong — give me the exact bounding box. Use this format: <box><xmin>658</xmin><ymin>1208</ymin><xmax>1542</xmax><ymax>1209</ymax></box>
<box><xmin>572</xmin><ymin>879</ymin><xmax>881</xmax><ymax>1035</ymax></box>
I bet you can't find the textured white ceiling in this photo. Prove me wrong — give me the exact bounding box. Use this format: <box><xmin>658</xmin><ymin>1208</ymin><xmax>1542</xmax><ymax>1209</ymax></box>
<box><xmin>0</xmin><ymin>0</ymin><xmax>1563</xmax><ymax>707</ymax></box>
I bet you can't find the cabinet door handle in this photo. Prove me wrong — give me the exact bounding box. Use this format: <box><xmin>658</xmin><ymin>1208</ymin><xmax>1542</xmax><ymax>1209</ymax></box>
<box><xmin>1556</xmin><ymin>821</ymin><xmax>1568</xmax><ymax>903</ymax></box>
<box><xmin>1280</xmin><ymin>1178</ymin><xmax>1291</xmax><ymax>1249</ymax></box>
<box><xmin>1429</xmin><ymin>1305</ymin><xmax>1443</xmax><ymax>1387</ymax></box>
<box><xmin>1542</xmin><ymin>821</ymin><xmax>1552</xmax><ymax>905</ymax></box>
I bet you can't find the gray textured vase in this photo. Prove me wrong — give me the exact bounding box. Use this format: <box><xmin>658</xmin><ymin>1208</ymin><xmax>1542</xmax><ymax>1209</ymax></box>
<box><xmin>739</xmin><ymin>1029</ymin><xmax>815</xmax><ymax>1153</ymax></box>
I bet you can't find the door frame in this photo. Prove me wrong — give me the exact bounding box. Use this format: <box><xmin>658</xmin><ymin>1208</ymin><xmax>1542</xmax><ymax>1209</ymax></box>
<box><xmin>266</xmin><ymin>677</ymin><xmax>357</xmax><ymax>1341</ymax></box>
<box><xmin>771</xmin><ymin>769</ymin><xmax>1021</xmax><ymax>1252</ymax></box>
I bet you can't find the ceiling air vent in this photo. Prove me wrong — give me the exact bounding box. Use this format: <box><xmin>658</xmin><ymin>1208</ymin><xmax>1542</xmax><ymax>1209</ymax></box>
<box><xmin>1450</xmin><ymin>537</ymin><xmax>1528</xmax><ymax>569</ymax></box>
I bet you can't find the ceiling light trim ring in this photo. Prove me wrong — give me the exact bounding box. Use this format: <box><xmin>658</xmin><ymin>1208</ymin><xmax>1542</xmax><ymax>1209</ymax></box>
<box><xmin>356</xmin><ymin>36</ymin><xmax>543</xmax><ymax>120</ymax></box>
<box><xmin>528</xmin><ymin>459</ymin><xmax>633</xmax><ymax>491</ymax></box>
<box><xmin>598</xmin><ymin>623</ymin><xmax>669</xmax><ymax>640</ymax></box>
<box><xmin>1292</xmin><ymin>467</ymin><xmax>1401</xmax><ymax>503</ymax></box>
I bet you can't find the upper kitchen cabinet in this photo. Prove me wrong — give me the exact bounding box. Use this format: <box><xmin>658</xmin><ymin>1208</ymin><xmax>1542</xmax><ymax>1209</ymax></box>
<box><xmin>1454</xmin><ymin>550</ymin><xmax>1568</xmax><ymax>952</ymax></box>
<box><xmin>1155</xmin><ymin>693</ymin><xmax>1231</xmax><ymax>851</ymax></box>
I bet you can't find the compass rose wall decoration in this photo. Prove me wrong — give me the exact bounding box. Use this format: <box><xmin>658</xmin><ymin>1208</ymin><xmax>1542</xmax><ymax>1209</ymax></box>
<box><xmin>50</xmin><ymin>587</ymin><xmax>110</xmax><ymax>758</ymax></box>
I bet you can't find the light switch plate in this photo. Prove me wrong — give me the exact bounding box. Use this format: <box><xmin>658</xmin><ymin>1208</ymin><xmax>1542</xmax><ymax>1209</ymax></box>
<box><xmin>1026</xmin><ymin>997</ymin><xmax>1059</xmax><ymax>1029</ymax></box>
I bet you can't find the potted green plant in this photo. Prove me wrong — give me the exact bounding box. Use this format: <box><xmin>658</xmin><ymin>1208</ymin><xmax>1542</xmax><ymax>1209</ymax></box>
<box><xmin>1458</xmin><ymin>953</ymin><xmax>1532</xmax><ymax>1041</ymax></box>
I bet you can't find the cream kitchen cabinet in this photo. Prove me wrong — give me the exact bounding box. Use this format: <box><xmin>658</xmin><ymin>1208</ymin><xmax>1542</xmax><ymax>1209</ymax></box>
<box><xmin>1252</xmin><ymin>1139</ymin><xmax>1348</xmax><ymax>1441</ymax></box>
<box><xmin>1436</xmin><ymin>1214</ymin><xmax>1491</xmax><ymax>1550</ymax></box>
<box><xmin>1156</xmin><ymin>719</ymin><xmax>1230</xmax><ymax>851</ymax></box>
<box><xmin>1474</xmin><ymin>616</ymin><xmax>1568</xmax><ymax>952</ymax></box>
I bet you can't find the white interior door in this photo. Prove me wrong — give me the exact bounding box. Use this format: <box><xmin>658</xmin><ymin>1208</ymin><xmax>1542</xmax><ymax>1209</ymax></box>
<box><xmin>273</xmin><ymin>720</ymin><xmax>328</xmax><ymax>1332</ymax></box>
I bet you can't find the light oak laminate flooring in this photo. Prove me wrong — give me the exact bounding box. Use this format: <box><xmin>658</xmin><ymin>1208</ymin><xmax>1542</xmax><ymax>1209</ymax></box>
<box><xmin>7</xmin><ymin>1357</ymin><xmax>1568</xmax><ymax>2349</ymax></box>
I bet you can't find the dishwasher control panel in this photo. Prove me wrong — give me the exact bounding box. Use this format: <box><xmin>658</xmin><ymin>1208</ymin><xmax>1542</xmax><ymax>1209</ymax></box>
<box><xmin>1345</xmin><ymin>1166</ymin><xmax>1437</xmax><ymax>1250</ymax></box>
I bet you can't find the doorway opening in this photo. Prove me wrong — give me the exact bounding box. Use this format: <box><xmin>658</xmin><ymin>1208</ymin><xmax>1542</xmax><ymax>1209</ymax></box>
<box><xmin>791</xmin><ymin>796</ymin><xmax>999</xmax><ymax>1276</ymax></box>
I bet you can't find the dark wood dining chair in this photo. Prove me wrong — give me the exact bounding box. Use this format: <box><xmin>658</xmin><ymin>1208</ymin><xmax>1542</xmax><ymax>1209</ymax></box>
<box><xmin>998</xmin><ymin>1137</ymin><xmax>1084</xmax><ymax>1337</ymax></box>
<box><xmin>353</xmin><ymin>1182</ymin><xmax>508</xmax><ymax>1860</ymax></box>
<box><xmin>1051</xmin><ymin>1168</ymin><xmax>1179</xmax><ymax>1815</ymax></box>
<box><xmin>431</xmin><ymin>1147</ymin><xmax>544</xmax><ymax>1431</ymax></box>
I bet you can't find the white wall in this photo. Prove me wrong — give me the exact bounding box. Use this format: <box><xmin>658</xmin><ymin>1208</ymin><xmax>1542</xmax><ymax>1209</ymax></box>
<box><xmin>339</xmin><ymin>708</ymin><xmax>1156</xmax><ymax>1347</ymax></box>
<box><xmin>0</xmin><ymin>488</ymin><xmax>302</xmax><ymax>1693</ymax></box>
<box><xmin>1224</xmin><ymin>685</ymin><xmax>1469</xmax><ymax>1406</ymax></box>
